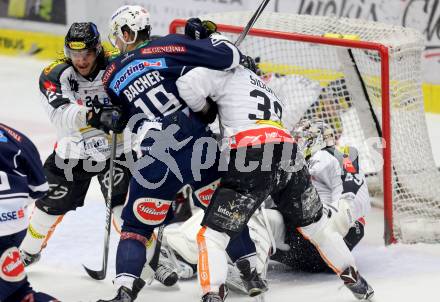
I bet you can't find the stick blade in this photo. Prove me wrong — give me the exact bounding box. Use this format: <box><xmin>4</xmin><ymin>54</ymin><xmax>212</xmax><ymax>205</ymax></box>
<box><xmin>83</xmin><ymin>264</ymin><xmax>106</xmax><ymax>280</ymax></box>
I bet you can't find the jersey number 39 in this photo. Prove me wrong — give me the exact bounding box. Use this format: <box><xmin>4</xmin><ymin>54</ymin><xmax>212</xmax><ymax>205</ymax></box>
<box><xmin>248</xmin><ymin>89</ymin><xmax>282</xmax><ymax>121</ymax></box>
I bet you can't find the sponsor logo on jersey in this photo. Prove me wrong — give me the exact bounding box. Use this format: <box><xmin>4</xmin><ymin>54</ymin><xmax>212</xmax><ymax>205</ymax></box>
<box><xmin>141</xmin><ymin>45</ymin><xmax>186</xmax><ymax>55</ymax></box>
<box><xmin>194</xmin><ymin>179</ymin><xmax>220</xmax><ymax>207</ymax></box>
<box><xmin>102</xmin><ymin>63</ymin><xmax>116</xmax><ymax>85</ymax></box>
<box><xmin>0</xmin><ymin>208</ymin><xmax>24</xmax><ymax>222</ymax></box>
<box><xmin>217</xmin><ymin>205</ymin><xmax>234</xmax><ymax>218</ymax></box>
<box><xmin>0</xmin><ymin>130</ymin><xmax>8</xmax><ymax>143</ymax></box>
<box><xmin>110</xmin><ymin>58</ymin><xmax>167</xmax><ymax>94</ymax></box>
<box><xmin>133</xmin><ymin>198</ymin><xmax>172</xmax><ymax>225</ymax></box>
<box><xmin>0</xmin><ymin>247</ymin><xmax>26</xmax><ymax>282</ymax></box>
<box><xmin>0</xmin><ymin>124</ymin><xmax>21</xmax><ymax>142</ymax></box>
<box><xmin>43</xmin><ymin>80</ymin><xmax>57</xmax><ymax>92</ymax></box>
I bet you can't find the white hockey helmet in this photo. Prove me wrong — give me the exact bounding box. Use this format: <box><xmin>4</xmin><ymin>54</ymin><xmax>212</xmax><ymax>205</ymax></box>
<box><xmin>108</xmin><ymin>5</ymin><xmax>151</xmax><ymax>50</ymax></box>
<box><xmin>294</xmin><ymin>119</ymin><xmax>335</xmax><ymax>158</ymax></box>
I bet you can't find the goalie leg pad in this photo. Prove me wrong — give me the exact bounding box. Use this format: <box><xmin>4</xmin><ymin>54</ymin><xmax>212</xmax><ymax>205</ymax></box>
<box><xmin>197</xmin><ymin>226</ymin><xmax>230</xmax><ymax>294</ymax></box>
<box><xmin>165</xmin><ymin>209</ymin><xmax>205</xmax><ymax>265</ymax></box>
<box><xmin>298</xmin><ymin>210</ymin><xmax>355</xmax><ymax>275</ymax></box>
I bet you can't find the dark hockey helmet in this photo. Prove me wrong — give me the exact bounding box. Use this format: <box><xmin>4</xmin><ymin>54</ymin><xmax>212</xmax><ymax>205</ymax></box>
<box><xmin>64</xmin><ymin>22</ymin><xmax>102</xmax><ymax>58</ymax></box>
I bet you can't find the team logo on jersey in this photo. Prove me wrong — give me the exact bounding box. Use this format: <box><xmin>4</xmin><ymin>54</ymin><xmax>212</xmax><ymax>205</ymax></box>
<box><xmin>0</xmin><ymin>247</ymin><xmax>26</xmax><ymax>282</ymax></box>
<box><xmin>141</xmin><ymin>45</ymin><xmax>186</xmax><ymax>55</ymax></box>
<box><xmin>102</xmin><ymin>167</ymin><xmax>125</xmax><ymax>189</ymax></box>
<box><xmin>133</xmin><ymin>198</ymin><xmax>172</xmax><ymax>225</ymax></box>
<box><xmin>110</xmin><ymin>58</ymin><xmax>167</xmax><ymax>94</ymax></box>
<box><xmin>194</xmin><ymin>179</ymin><xmax>221</xmax><ymax>207</ymax></box>
<box><xmin>48</xmin><ymin>184</ymin><xmax>69</xmax><ymax>199</ymax></box>
<box><xmin>0</xmin><ymin>130</ymin><xmax>7</xmax><ymax>143</ymax></box>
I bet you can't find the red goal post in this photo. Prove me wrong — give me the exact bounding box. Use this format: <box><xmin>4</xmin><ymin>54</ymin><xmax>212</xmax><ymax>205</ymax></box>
<box><xmin>169</xmin><ymin>12</ymin><xmax>437</xmax><ymax>244</ymax></box>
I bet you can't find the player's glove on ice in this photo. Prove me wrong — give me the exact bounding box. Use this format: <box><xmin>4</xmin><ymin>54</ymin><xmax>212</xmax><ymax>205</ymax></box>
<box><xmin>86</xmin><ymin>106</ymin><xmax>126</xmax><ymax>134</ymax></box>
<box><xmin>185</xmin><ymin>18</ymin><xmax>218</xmax><ymax>39</ymax></box>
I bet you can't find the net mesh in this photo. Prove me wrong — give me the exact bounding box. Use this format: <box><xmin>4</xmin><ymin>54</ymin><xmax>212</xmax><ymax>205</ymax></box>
<box><xmin>173</xmin><ymin>12</ymin><xmax>440</xmax><ymax>243</ymax></box>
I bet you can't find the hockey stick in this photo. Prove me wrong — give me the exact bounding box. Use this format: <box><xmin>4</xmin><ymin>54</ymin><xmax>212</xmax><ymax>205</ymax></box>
<box><xmin>83</xmin><ymin>131</ymin><xmax>118</xmax><ymax>280</ymax></box>
<box><xmin>234</xmin><ymin>0</ymin><xmax>271</xmax><ymax>47</ymax></box>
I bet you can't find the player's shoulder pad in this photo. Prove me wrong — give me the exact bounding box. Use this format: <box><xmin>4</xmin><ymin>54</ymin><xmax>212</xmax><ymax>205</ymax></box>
<box><xmin>0</xmin><ymin>123</ymin><xmax>29</xmax><ymax>146</ymax></box>
<box><xmin>42</xmin><ymin>57</ymin><xmax>70</xmax><ymax>79</ymax></box>
<box><xmin>336</xmin><ymin>145</ymin><xmax>359</xmax><ymax>157</ymax></box>
<box><xmin>104</xmin><ymin>48</ymin><xmax>121</xmax><ymax>62</ymax></box>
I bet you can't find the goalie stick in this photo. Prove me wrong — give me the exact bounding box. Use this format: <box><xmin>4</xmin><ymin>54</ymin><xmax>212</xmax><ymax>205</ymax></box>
<box><xmin>83</xmin><ymin>131</ymin><xmax>117</xmax><ymax>280</ymax></box>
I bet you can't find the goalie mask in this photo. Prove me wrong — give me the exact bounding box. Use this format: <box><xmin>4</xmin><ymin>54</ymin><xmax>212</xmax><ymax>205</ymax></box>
<box><xmin>109</xmin><ymin>5</ymin><xmax>151</xmax><ymax>51</ymax></box>
<box><xmin>294</xmin><ymin>119</ymin><xmax>335</xmax><ymax>159</ymax></box>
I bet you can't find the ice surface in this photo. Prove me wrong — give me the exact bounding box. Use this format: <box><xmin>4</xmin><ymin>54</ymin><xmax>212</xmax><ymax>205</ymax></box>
<box><xmin>1</xmin><ymin>55</ymin><xmax>439</xmax><ymax>301</ymax></box>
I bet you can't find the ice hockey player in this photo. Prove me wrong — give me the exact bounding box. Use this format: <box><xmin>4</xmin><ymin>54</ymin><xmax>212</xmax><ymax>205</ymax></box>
<box><xmin>176</xmin><ymin>64</ymin><xmax>374</xmax><ymax>301</ymax></box>
<box><xmin>19</xmin><ymin>22</ymin><xmax>132</xmax><ymax>270</ymax></box>
<box><xmin>95</xmin><ymin>6</ymin><xmax>259</xmax><ymax>302</ymax></box>
<box><xmin>0</xmin><ymin>123</ymin><xmax>58</xmax><ymax>301</ymax></box>
<box><xmin>269</xmin><ymin>119</ymin><xmax>371</xmax><ymax>272</ymax></box>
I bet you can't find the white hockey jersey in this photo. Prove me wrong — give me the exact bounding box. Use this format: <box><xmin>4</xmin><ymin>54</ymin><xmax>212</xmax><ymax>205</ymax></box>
<box><xmin>177</xmin><ymin>66</ymin><xmax>294</xmax><ymax>149</ymax></box>
<box><xmin>308</xmin><ymin>146</ymin><xmax>371</xmax><ymax>220</ymax></box>
<box><xmin>38</xmin><ymin>55</ymin><xmax>129</xmax><ymax>161</ymax></box>
<box><xmin>261</xmin><ymin>73</ymin><xmax>321</xmax><ymax>132</ymax></box>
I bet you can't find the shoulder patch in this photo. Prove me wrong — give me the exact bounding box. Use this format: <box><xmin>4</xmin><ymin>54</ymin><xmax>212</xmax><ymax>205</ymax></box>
<box><xmin>43</xmin><ymin>58</ymin><xmax>69</xmax><ymax>75</ymax></box>
<box><xmin>0</xmin><ymin>124</ymin><xmax>21</xmax><ymax>142</ymax></box>
<box><xmin>0</xmin><ymin>130</ymin><xmax>7</xmax><ymax>143</ymax></box>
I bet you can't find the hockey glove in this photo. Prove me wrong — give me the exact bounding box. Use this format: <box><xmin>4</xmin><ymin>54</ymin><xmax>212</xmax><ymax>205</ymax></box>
<box><xmin>194</xmin><ymin>97</ymin><xmax>218</xmax><ymax>124</ymax></box>
<box><xmin>185</xmin><ymin>18</ymin><xmax>218</xmax><ymax>40</ymax></box>
<box><xmin>240</xmin><ymin>55</ymin><xmax>257</xmax><ymax>73</ymax></box>
<box><xmin>86</xmin><ymin>106</ymin><xmax>126</xmax><ymax>134</ymax></box>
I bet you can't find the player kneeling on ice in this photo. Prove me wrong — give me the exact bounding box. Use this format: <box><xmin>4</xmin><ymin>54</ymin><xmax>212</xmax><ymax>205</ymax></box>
<box><xmin>0</xmin><ymin>123</ymin><xmax>58</xmax><ymax>302</ymax></box>
<box><xmin>267</xmin><ymin>119</ymin><xmax>371</xmax><ymax>274</ymax></box>
<box><xmin>176</xmin><ymin>60</ymin><xmax>374</xmax><ymax>301</ymax></box>
<box><xmin>18</xmin><ymin>23</ymin><xmax>142</xmax><ymax>283</ymax></box>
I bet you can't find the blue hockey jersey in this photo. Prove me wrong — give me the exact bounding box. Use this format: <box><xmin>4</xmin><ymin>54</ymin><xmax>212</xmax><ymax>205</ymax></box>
<box><xmin>0</xmin><ymin>124</ymin><xmax>48</xmax><ymax>236</ymax></box>
<box><xmin>102</xmin><ymin>33</ymin><xmax>241</xmax><ymax>133</ymax></box>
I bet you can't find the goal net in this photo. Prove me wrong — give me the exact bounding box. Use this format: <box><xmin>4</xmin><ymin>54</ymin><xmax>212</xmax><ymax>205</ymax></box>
<box><xmin>170</xmin><ymin>12</ymin><xmax>440</xmax><ymax>244</ymax></box>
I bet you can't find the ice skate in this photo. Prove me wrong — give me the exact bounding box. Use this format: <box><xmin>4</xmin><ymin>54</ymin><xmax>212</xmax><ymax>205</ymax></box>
<box><xmin>340</xmin><ymin>266</ymin><xmax>374</xmax><ymax>300</ymax></box>
<box><xmin>97</xmin><ymin>278</ymin><xmax>145</xmax><ymax>302</ymax></box>
<box><xmin>235</xmin><ymin>258</ymin><xmax>268</xmax><ymax>297</ymax></box>
<box><xmin>201</xmin><ymin>285</ymin><xmax>228</xmax><ymax>302</ymax></box>
<box><xmin>20</xmin><ymin>249</ymin><xmax>41</xmax><ymax>267</ymax></box>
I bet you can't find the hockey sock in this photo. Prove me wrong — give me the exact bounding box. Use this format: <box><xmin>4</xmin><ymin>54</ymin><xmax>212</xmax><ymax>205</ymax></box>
<box><xmin>197</xmin><ymin>226</ymin><xmax>230</xmax><ymax>294</ymax></box>
<box><xmin>298</xmin><ymin>214</ymin><xmax>356</xmax><ymax>274</ymax></box>
<box><xmin>20</xmin><ymin>207</ymin><xmax>62</xmax><ymax>255</ymax></box>
<box><xmin>116</xmin><ymin>232</ymin><xmax>148</xmax><ymax>278</ymax></box>
<box><xmin>226</xmin><ymin>226</ymin><xmax>256</xmax><ymax>263</ymax></box>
